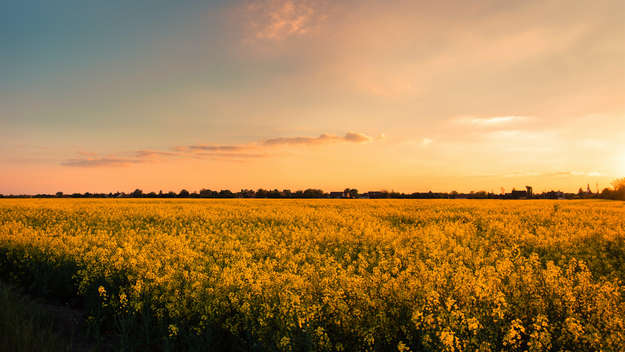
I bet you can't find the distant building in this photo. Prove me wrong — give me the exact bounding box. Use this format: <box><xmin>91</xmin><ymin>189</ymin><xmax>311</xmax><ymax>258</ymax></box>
<box><xmin>508</xmin><ymin>186</ymin><xmax>533</xmax><ymax>199</ymax></box>
<box><xmin>509</xmin><ymin>190</ymin><xmax>528</xmax><ymax>199</ymax></box>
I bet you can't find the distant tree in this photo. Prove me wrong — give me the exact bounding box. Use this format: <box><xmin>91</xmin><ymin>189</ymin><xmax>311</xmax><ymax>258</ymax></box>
<box><xmin>611</xmin><ymin>178</ymin><xmax>625</xmax><ymax>200</ymax></box>
<box><xmin>474</xmin><ymin>191</ymin><xmax>488</xmax><ymax>199</ymax></box>
<box><xmin>256</xmin><ymin>189</ymin><xmax>268</xmax><ymax>198</ymax></box>
<box><xmin>611</xmin><ymin>178</ymin><xmax>625</xmax><ymax>190</ymax></box>
<box><xmin>131</xmin><ymin>189</ymin><xmax>143</xmax><ymax>198</ymax></box>
<box><xmin>55</xmin><ymin>191</ymin><xmax>64</xmax><ymax>197</ymax></box>
<box><xmin>219</xmin><ymin>190</ymin><xmax>235</xmax><ymax>198</ymax></box>
<box><xmin>199</xmin><ymin>189</ymin><xmax>216</xmax><ymax>198</ymax></box>
<box><xmin>267</xmin><ymin>189</ymin><xmax>282</xmax><ymax>198</ymax></box>
<box><xmin>179</xmin><ymin>189</ymin><xmax>190</xmax><ymax>198</ymax></box>
<box><xmin>348</xmin><ymin>188</ymin><xmax>358</xmax><ymax>198</ymax></box>
<box><xmin>601</xmin><ymin>188</ymin><xmax>614</xmax><ymax>199</ymax></box>
<box><xmin>303</xmin><ymin>189</ymin><xmax>324</xmax><ymax>198</ymax></box>
<box><xmin>240</xmin><ymin>189</ymin><xmax>255</xmax><ymax>198</ymax></box>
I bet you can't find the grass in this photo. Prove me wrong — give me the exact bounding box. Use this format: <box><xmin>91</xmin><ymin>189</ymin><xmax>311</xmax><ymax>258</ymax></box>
<box><xmin>0</xmin><ymin>281</ymin><xmax>95</xmax><ymax>352</ymax></box>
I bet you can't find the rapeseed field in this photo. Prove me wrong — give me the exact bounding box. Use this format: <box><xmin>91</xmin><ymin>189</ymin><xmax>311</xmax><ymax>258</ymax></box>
<box><xmin>0</xmin><ymin>199</ymin><xmax>623</xmax><ymax>351</ymax></box>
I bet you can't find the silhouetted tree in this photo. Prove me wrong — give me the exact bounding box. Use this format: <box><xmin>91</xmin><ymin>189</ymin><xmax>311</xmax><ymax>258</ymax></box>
<box><xmin>219</xmin><ymin>190</ymin><xmax>235</xmax><ymax>198</ymax></box>
<box><xmin>240</xmin><ymin>189</ymin><xmax>255</xmax><ymax>198</ymax></box>
<box><xmin>474</xmin><ymin>191</ymin><xmax>488</xmax><ymax>199</ymax></box>
<box><xmin>179</xmin><ymin>189</ymin><xmax>190</xmax><ymax>198</ymax></box>
<box><xmin>131</xmin><ymin>189</ymin><xmax>143</xmax><ymax>198</ymax></box>
<box><xmin>256</xmin><ymin>189</ymin><xmax>268</xmax><ymax>198</ymax></box>
<box><xmin>611</xmin><ymin>178</ymin><xmax>625</xmax><ymax>200</ymax></box>
<box><xmin>303</xmin><ymin>189</ymin><xmax>324</xmax><ymax>198</ymax></box>
<box><xmin>199</xmin><ymin>189</ymin><xmax>217</xmax><ymax>198</ymax></box>
<box><xmin>267</xmin><ymin>189</ymin><xmax>282</xmax><ymax>198</ymax></box>
<box><xmin>601</xmin><ymin>188</ymin><xmax>613</xmax><ymax>199</ymax></box>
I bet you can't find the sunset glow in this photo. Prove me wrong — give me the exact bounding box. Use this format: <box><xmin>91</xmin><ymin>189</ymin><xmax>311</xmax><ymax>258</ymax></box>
<box><xmin>1</xmin><ymin>0</ymin><xmax>624</xmax><ymax>194</ymax></box>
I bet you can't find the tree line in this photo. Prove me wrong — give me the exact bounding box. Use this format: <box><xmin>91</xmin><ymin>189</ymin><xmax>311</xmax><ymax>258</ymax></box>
<box><xmin>1</xmin><ymin>178</ymin><xmax>623</xmax><ymax>200</ymax></box>
<box><xmin>598</xmin><ymin>178</ymin><xmax>625</xmax><ymax>200</ymax></box>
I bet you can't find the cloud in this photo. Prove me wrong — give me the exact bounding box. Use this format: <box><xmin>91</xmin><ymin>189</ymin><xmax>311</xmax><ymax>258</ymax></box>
<box><xmin>570</xmin><ymin>171</ymin><xmax>603</xmax><ymax>177</ymax></box>
<box><xmin>186</xmin><ymin>145</ymin><xmax>249</xmax><ymax>152</ymax></box>
<box><xmin>61</xmin><ymin>157</ymin><xmax>143</xmax><ymax>168</ymax></box>
<box><xmin>243</xmin><ymin>0</ymin><xmax>327</xmax><ymax>41</ymax></box>
<box><xmin>61</xmin><ymin>150</ymin><xmax>181</xmax><ymax>168</ymax></box>
<box><xmin>191</xmin><ymin>152</ymin><xmax>268</xmax><ymax>159</ymax></box>
<box><xmin>135</xmin><ymin>150</ymin><xmax>178</xmax><ymax>158</ymax></box>
<box><xmin>61</xmin><ymin>131</ymin><xmax>376</xmax><ymax>167</ymax></box>
<box><xmin>263</xmin><ymin>132</ymin><xmax>372</xmax><ymax>146</ymax></box>
<box><xmin>470</xmin><ymin>116</ymin><xmax>526</xmax><ymax>126</ymax></box>
<box><xmin>454</xmin><ymin>115</ymin><xmax>531</xmax><ymax>127</ymax></box>
<box><xmin>505</xmin><ymin>171</ymin><xmax>604</xmax><ymax>178</ymax></box>
<box><xmin>343</xmin><ymin>131</ymin><xmax>372</xmax><ymax>143</ymax></box>
<box><xmin>502</xmin><ymin>171</ymin><xmax>541</xmax><ymax>178</ymax></box>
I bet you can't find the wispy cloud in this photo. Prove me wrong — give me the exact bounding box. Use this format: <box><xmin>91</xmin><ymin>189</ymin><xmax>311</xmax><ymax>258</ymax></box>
<box><xmin>244</xmin><ymin>0</ymin><xmax>328</xmax><ymax>41</ymax></box>
<box><xmin>61</xmin><ymin>157</ymin><xmax>143</xmax><ymax>168</ymax></box>
<box><xmin>504</xmin><ymin>170</ymin><xmax>603</xmax><ymax>178</ymax></box>
<box><xmin>421</xmin><ymin>138</ymin><xmax>433</xmax><ymax>146</ymax></box>
<box><xmin>185</xmin><ymin>145</ymin><xmax>249</xmax><ymax>152</ymax></box>
<box><xmin>134</xmin><ymin>150</ymin><xmax>178</xmax><ymax>158</ymax></box>
<box><xmin>470</xmin><ymin>116</ymin><xmax>527</xmax><ymax>126</ymax></box>
<box><xmin>263</xmin><ymin>132</ymin><xmax>372</xmax><ymax>146</ymax></box>
<box><xmin>190</xmin><ymin>151</ymin><xmax>268</xmax><ymax>160</ymax></box>
<box><xmin>502</xmin><ymin>171</ymin><xmax>541</xmax><ymax>178</ymax></box>
<box><xmin>454</xmin><ymin>115</ymin><xmax>531</xmax><ymax>127</ymax></box>
<box><xmin>61</xmin><ymin>131</ymin><xmax>375</xmax><ymax>167</ymax></box>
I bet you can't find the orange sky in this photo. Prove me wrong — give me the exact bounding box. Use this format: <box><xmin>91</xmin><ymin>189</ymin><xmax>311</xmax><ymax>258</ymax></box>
<box><xmin>1</xmin><ymin>0</ymin><xmax>624</xmax><ymax>194</ymax></box>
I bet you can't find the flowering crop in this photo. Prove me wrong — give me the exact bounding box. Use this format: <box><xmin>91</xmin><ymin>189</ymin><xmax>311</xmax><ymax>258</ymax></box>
<box><xmin>0</xmin><ymin>199</ymin><xmax>623</xmax><ymax>351</ymax></box>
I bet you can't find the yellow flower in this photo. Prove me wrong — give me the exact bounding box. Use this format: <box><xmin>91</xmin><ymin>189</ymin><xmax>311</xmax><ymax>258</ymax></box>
<box><xmin>168</xmin><ymin>324</ymin><xmax>178</xmax><ymax>337</ymax></box>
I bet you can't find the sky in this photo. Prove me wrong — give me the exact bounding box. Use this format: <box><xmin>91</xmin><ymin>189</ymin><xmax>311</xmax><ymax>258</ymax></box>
<box><xmin>1</xmin><ymin>0</ymin><xmax>624</xmax><ymax>194</ymax></box>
